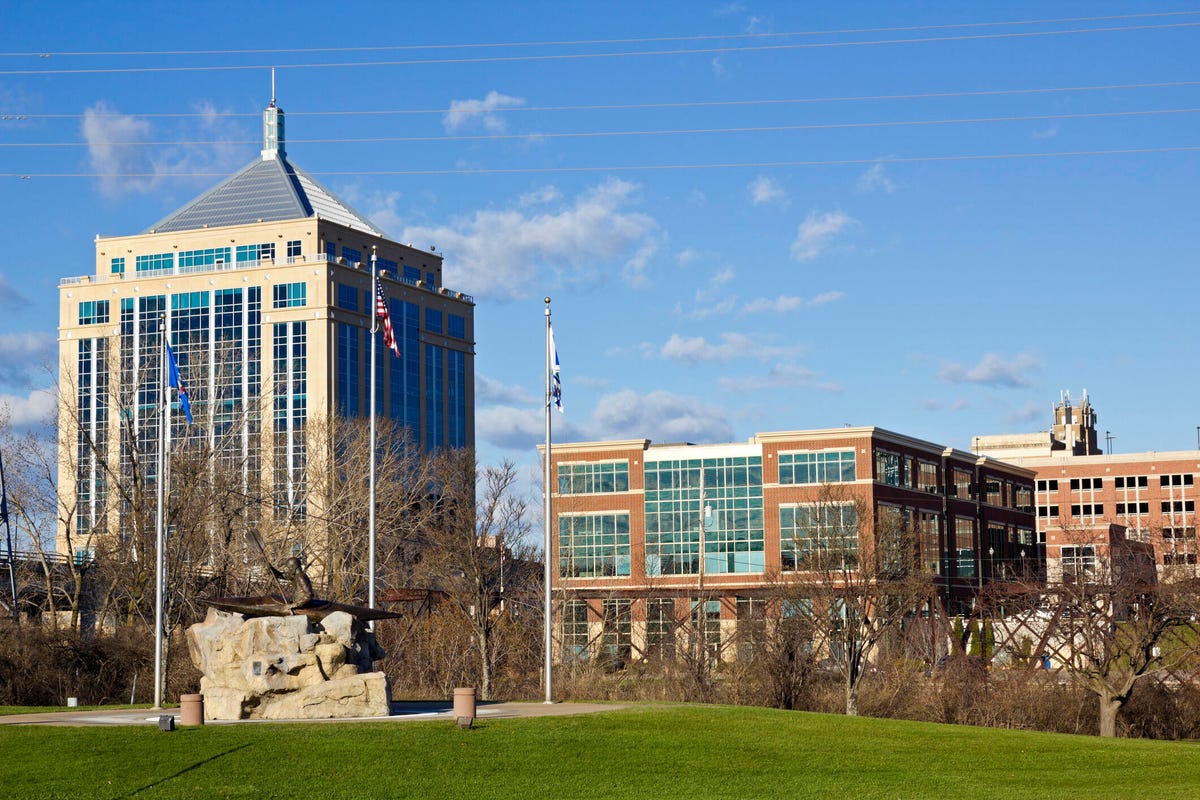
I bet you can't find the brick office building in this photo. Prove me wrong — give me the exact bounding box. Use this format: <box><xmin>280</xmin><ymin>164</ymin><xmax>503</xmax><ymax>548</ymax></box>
<box><xmin>974</xmin><ymin>391</ymin><xmax>1198</xmax><ymax>582</ymax></box>
<box><xmin>545</xmin><ymin>427</ymin><xmax>1036</xmax><ymax>664</ymax></box>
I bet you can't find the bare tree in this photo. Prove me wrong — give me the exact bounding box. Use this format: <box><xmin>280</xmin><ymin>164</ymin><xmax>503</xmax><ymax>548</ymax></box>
<box><xmin>1037</xmin><ymin>526</ymin><xmax>1199</xmax><ymax>737</ymax></box>
<box><xmin>415</xmin><ymin>453</ymin><xmax>532</xmax><ymax>700</ymax></box>
<box><xmin>775</xmin><ymin>487</ymin><xmax>934</xmax><ymax>715</ymax></box>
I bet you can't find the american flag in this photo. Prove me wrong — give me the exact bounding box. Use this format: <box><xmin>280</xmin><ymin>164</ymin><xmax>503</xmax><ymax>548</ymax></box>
<box><xmin>375</xmin><ymin>278</ymin><xmax>401</xmax><ymax>357</ymax></box>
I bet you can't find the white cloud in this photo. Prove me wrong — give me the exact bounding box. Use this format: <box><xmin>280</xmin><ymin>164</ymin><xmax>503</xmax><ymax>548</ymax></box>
<box><xmin>661</xmin><ymin>332</ymin><xmax>801</xmax><ymax>363</ymax></box>
<box><xmin>938</xmin><ymin>353</ymin><xmax>1040</xmax><ymax>388</ymax></box>
<box><xmin>740</xmin><ymin>290</ymin><xmax>844</xmax><ymax>314</ymax></box>
<box><xmin>748</xmin><ymin>176</ymin><xmax>787</xmax><ymax>206</ymax></box>
<box><xmin>713</xmin><ymin>2</ymin><xmax>746</xmax><ymax>15</ymax></box>
<box><xmin>0</xmin><ymin>332</ymin><xmax>55</xmax><ymax>388</ymax></box>
<box><xmin>0</xmin><ymin>387</ymin><xmax>56</xmax><ymax>429</ymax></box>
<box><xmin>82</xmin><ymin>100</ymin><xmax>248</xmax><ymax>197</ymax></box>
<box><xmin>810</xmin><ymin>291</ymin><xmax>844</xmax><ymax>306</ymax></box>
<box><xmin>1032</xmin><ymin>125</ymin><xmax>1060</xmax><ymax>140</ymax></box>
<box><xmin>719</xmin><ymin>363</ymin><xmax>841</xmax><ymax>393</ymax></box>
<box><xmin>442</xmin><ymin>91</ymin><xmax>525</xmax><ymax>134</ymax></box>
<box><xmin>476</xmin><ymin>374</ymin><xmax>535</xmax><ymax>406</ymax></box>
<box><xmin>362</xmin><ymin>190</ymin><xmax>405</xmax><ymax>239</ymax></box>
<box><xmin>856</xmin><ymin>162</ymin><xmax>896</xmax><ymax>194</ymax></box>
<box><xmin>475</xmin><ymin>406</ymin><xmax>542</xmax><ymax>450</ymax></box>
<box><xmin>592</xmin><ymin>389</ymin><xmax>734</xmax><ymax>443</ymax></box>
<box><xmin>401</xmin><ymin>179</ymin><xmax>660</xmax><ymax>300</ymax></box>
<box><xmin>604</xmin><ymin>342</ymin><xmax>657</xmax><ymax>360</ymax></box>
<box><xmin>679</xmin><ymin>267</ymin><xmax>740</xmax><ymax>319</ymax></box>
<box><xmin>711</xmin><ymin>58</ymin><xmax>727</xmax><ymax>78</ymax></box>
<box><xmin>790</xmin><ymin>211</ymin><xmax>856</xmax><ymax>262</ymax></box>
<box><xmin>83</xmin><ymin>102</ymin><xmax>155</xmax><ymax>195</ymax></box>
<box><xmin>519</xmin><ymin>185</ymin><xmax>562</xmax><ymax>206</ymax></box>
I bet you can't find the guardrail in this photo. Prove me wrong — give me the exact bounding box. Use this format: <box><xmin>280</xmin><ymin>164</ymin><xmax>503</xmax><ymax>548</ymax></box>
<box><xmin>58</xmin><ymin>253</ymin><xmax>475</xmax><ymax>302</ymax></box>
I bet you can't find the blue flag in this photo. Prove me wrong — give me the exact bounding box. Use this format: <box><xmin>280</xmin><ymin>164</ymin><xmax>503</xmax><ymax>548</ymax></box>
<box><xmin>165</xmin><ymin>341</ymin><xmax>193</xmax><ymax>424</ymax></box>
<box><xmin>549</xmin><ymin>324</ymin><xmax>563</xmax><ymax>413</ymax></box>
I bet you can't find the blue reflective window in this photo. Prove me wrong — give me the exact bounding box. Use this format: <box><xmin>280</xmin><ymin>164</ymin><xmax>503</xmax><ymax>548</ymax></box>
<box><xmin>558</xmin><ymin>462</ymin><xmax>630</xmax><ymax>494</ymax></box>
<box><xmin>559</xmin><ymin>513</ymin><xmax>631</xmax><ymax>577</ymax></box>
<box><xmin>779</xmin><ymin>450</ymin><xmax>857</xmax><ymax>485</ymax></box>
<box><xmin>403</xmin><ymin>266</ymin><xmax>421</xmax><ymax>284</ymax></box>
<box><xmin>424</xmin><ymin>344</ymin><xmax>444</xmax><ymax>450</ymax></box>
<box><xmin>135</xmin><ymin>252</ymin><xmax>173</xmax><ymax>274</ymax></box>
<box><xmin>336</xmin><ymin>323</ymin><xmax>360</xmax><ymax>417</ymax></box>
<box><xmin>178</xmin><ymin>247</ymin><xmax>231</xmax><ymax>271</ymax></box>
<box><xmin>448</xmin><ymin>314</ymin><xmax>465</xmax><ymax>339</ymax></box>
<box><xmin>78</xmin><ymin>300</ymin><xmax>110</xmax><ymax>325</ymax></box>
<box><xmin>272</xmin><ymin>282</ymin><xmax>306</xmax><ymax>309</ymax></box>
<box><xmin>342</xmin><ymin>246</ymin><xmax>362</xmax><ymax>266</ymax></box>
<box><xmin>448</xmin><ymin>349</ymin><xmax>466</xmax><ymax>447</ymax></box>
<box><xmin>236</xmin><ymin>243</ymin><xmax>275</xmax><ymax>263</ymax></box>
<box><xmin>110</xmin><ymin>257</ymin><xmax>125</xmax><ymax>276</ymax></box>
<box><xmin>424</xmin><ymin>308</ymin><xmax>443</xmax><ymax>334</ymax></box>
<box><xmin>335</xmin><ymin>284</ymin><xmax>359</xmax><ymax>312</ymax></box>
<box><xmin>643</xmin><ymin>456</ymin><xmax>764</xmax><ymax>576</ymax></box>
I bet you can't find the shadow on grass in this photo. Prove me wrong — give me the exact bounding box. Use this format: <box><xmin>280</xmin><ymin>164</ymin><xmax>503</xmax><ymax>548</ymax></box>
<box><xmin>121</xmin><ymin>743</ymin><xmax>252</xmax><ymax>798</ymax></box>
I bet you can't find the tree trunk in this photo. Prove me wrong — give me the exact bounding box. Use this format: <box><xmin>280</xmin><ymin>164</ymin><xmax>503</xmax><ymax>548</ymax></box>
<box><xmin>1098</xmin><ymin>694</ymin><xmax>1121</xmax><ymax>738</ymax></box>
<box><xmin>845</xmin><ymin>669</ymin><xmax>859</xmax><ymax>716</ymax></box>
<box><xmin>478</xmin><ymin>625</ymin><xmax>492</xmax><ymax>701</ymax></box>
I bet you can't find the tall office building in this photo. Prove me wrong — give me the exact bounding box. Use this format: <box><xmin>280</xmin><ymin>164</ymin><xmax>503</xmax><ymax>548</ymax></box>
<box><xmin>57</xmin><ymin>100</ymin><xmax>474</xmax><ymax>559</ymax></box>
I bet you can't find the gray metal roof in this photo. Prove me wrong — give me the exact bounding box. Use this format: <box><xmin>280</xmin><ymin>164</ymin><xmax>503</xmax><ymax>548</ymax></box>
<box><xmin>144</xmin><ymin>156</ymin><xmax>386</xmax><ymax>237</ymax></box>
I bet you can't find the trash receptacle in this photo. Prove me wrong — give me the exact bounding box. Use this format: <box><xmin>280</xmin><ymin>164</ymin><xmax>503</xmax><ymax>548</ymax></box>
<box><xmin>452</xmin><ymin>687</ymin><xmax>476</xmax><ymax>720</ymax></box>
<box><xmin>180</xmin><ymin>693</ymin><xmax>204</xmax><ymax>725</ymax></box>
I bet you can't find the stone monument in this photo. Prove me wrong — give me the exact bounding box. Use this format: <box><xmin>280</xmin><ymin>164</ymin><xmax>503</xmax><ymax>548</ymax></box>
<box><xmin>186</xmin><ymin>568</ymin><xmax>400</xmax><ymax>720</ymax></box>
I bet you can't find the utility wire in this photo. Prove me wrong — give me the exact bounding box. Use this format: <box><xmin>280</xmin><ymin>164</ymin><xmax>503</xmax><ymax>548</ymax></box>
<box><xmin>1</xmin><ymin>10</ymin><xmax>1197</xmax><ymax>58</ymax></box>
<box><xmin>4</xmin><ymin>107</ymin><xmax>1195</xmax><ymax>148</ymax></box>
<box><xmin>5</xmin><ymin>146</ymin><xmax>1196</xmax><ymax>179</ymax></box>
<box><xmin>2</xmin><ymin>22</ymin><xmax>1198</xmax><ymax>76</ymax></box>
<box><xmin>6</xmin><ymin>80</ymin><xmax>1199</xmax><ymax>120</ymax></box>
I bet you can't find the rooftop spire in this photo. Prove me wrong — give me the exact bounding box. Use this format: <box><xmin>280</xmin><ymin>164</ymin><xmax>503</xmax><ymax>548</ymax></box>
<box><xmin>262</xmin><ymin>70</ymin><xmax>285</xmax><ymax>161</ymax></box>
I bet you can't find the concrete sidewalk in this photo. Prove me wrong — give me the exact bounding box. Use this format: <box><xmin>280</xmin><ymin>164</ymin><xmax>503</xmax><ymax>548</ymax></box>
<box><xmin>0</xmin><ymin>701</ymin><xmax>626</xmax><ymax>727</ymax></box>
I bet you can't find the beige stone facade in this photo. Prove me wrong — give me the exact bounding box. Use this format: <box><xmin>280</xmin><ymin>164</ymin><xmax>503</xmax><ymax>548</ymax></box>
<box><xmin>57</xmin><ymin>102</ymin><xmax>474</xmax><ymax>562</ymax></box>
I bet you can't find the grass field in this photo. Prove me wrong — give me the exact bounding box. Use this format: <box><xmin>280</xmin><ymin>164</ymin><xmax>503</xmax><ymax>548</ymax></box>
<box><xmin>0</xmin><ymin>705</ymin><xmax>152</xmax><ymax>717</ymax></box>
<box><xmin>1</xmin><ymin>704</ymin><xmax>1198</xmax><ymax>799</ymax></box>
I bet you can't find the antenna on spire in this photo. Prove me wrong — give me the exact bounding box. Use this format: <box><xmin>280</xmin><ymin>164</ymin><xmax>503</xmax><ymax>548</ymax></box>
<box><xmin>270</xmin><ymin>67</ymin><xmax>276</xmax><ymax>107</ymax></box>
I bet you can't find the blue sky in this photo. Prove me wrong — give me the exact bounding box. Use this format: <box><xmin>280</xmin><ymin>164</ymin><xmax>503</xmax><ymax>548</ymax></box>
<box><xmin>1</xmin><ymin>2</ymin><xmax>1198</xmax><ymax>487</ymax></box>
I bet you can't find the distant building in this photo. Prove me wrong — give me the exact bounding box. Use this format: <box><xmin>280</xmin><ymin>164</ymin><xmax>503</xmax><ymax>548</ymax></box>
<box><xmin>974</xmin><ymin>392</ymin><xmax>1197</xmax><ymax>580</ymax></box>
<box><xmin>57</xmin><ymin>98</ymin><xmax>475</xmax><ymax>560</ymax></box>
<box><xmin>544</xmin><ymin>427</ymin><xmax>1036</xmax><ymax>664</ymax></box>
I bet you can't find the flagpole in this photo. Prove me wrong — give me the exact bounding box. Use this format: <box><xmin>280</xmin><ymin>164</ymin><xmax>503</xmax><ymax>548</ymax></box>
<box><xmin>543</xmin><ymin>297</ymin><xmax>553</xmax><ymax>704</ymax></box>
<box><xmin>153</xmin><ymin>313</ymin><xmax>167</xmax><ymax>709</ymax></box>
<box><xmin>368</xmin><ymin>248</ymin><xmax>378</xmax><ymax>623</ymax></box>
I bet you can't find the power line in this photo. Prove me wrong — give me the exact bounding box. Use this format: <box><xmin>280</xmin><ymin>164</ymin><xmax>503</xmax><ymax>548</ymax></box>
<box><xmin>2</xmin><ymin>22</ymin><xmax>1197</xmax><ymax>76</ymax></box>
<box><xmin>6</xmin><ymin>80</ymin><xmax>1199</xmax><ymax>120</ymax></box>
<box><xmin>5</xmin><ymin>107</ymin><xmax>1195</xmax><ymax>148</ymax></box>
<box><xmin>2</xmin><ymin>10</ymin><xmax>1197</xmax><ymax>58</ymax></box>
<box><xmin>5</xmin><ymin>146</ymin><xmax>1196</xmax><ymax>179</ymax></box>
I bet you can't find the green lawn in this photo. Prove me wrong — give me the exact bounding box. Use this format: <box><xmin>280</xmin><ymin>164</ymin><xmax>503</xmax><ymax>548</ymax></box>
<box><xmin>0</xmin><ymin>705</ymin><xmax>152</xmax><ymax>717</ymax></box>
<box><xmin>1</xmin><ymin>704</ymin><xmax>1197</xmax><ymax>799</ymax></box>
